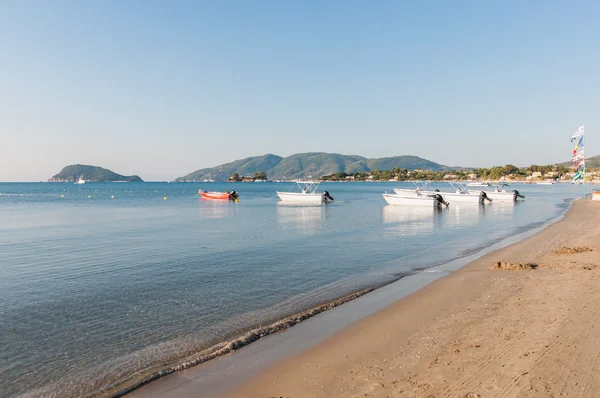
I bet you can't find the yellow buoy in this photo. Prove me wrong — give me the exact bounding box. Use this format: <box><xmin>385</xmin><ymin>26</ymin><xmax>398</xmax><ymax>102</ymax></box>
<box><xmin>163</xmin><ymin>196</ymin><xmax>167</xmax><ymax>201</ymax></box>
<box><xmin>111</xmin><ymin>195</ymin><xmax>115</xmax><ymax>199</ymax></box>
<box><xmin>61</xmin><ymin>194</ymin><xmax>64</xmax><ymax>198</ymax></box>
<box><xmin>88</xmin><ymin>195</ymin><xmax>92</xmax><ymax>199</ymax></box>
<box><xmin>20</xmin><ymin>194</ymin><xmax>23</xmax><ymax>197</ymax></box>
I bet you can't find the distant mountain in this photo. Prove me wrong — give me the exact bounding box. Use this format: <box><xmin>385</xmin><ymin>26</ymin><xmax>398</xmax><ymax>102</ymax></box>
<box><xmin>560</xmin><ymin>154</ymin><xmax>600</xmax><ymax>169</ymax></box>
<box><xmin>268</xmin><ymin>153</ymin><xmax>367</xmax><ymax>179</ymax></box>
<box><xmin>177</xmin><ymin>154</ymin><xmax>283</xmax><ymax>182</ymax></box>
<box><xmin>48</xmin><ymin>165</ymin><xmax>143</xmax><ymax>182</ymax></box>
<box><xmin>175</xmin><ymin>153</ymin><xmax>454</xmax><ymax>182</ymax></box>
<box><xmin>365</xmin><ymin>156</ymin><xmax>452</xmax><ymax>172</ymax></box>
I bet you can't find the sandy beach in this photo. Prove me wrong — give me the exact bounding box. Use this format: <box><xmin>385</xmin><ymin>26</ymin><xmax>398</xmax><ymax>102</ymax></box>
<box><xmin>232</xmin><ymin>199</ymin><xmax>600</xmax><ymax>397</ymax></box>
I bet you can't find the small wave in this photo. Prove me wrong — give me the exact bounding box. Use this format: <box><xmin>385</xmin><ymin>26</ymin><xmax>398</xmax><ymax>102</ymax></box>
<box><xmin>97</xmin><ymin>287</ymin><xmax>374</xmax><ymax>397</ymax></box>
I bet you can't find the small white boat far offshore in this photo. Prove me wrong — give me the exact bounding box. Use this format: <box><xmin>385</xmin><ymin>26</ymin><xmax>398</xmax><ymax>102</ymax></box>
<box><xmin>75</xmin><ymin>177</ymin><xmax>87</xmax><ymax>184</ymax></box>
<box><xmin>276</xmin><ymin>181</ymin><xmax>334</xmax><ymax>205</ymax></box>
<box><xmin>536</xmin><ymin>181</ymin><xmax>555</xmax><ymax>185</ymax></box>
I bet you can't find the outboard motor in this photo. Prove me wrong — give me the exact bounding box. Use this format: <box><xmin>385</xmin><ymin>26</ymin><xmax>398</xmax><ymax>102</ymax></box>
<box><xmin>323</xmin><ymin>190</ymin><xmax>335</xmax><ymax>202</ymax></box>
<box><xmin>512</xmin><ymin>190</ymin><xmax>525</xmax><ymax>201</ymax></box>
<box><xmin>479</xmin><ymin>191</ymin><xmax>492</xmax><ymax>204</ymax></box>
<box><xmin>228</xmin><ymin>190</ymin><xmax>239</xmax><ymax>201</ymax></box>
<box><xmin>434</xmin><ymin>193</ymin><xmax>450</xmax><ymax>207</ymax></box>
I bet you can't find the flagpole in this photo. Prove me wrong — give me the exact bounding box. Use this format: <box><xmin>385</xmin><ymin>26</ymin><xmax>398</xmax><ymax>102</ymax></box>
<box><xmin>583</xmin><ymin>125</ymin><xmax>587</xmax><ymax>203</ymax></box>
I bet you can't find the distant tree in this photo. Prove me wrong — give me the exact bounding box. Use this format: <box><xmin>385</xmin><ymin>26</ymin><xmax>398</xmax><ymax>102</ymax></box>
<box><xmin>253</xmin><ymin>172</ymin><xmax>267</xmax><ymax>180</ymax></box>
<box><xmin>230</xmin><ymin>173</ymin><xmax>241</xmax><ymax>182</ymax></box>
<box><xmin>502</xmin><ymin>164</ymin><xmax>519</xmax><ymax>175</ymax></box>
<box><xmin>556</xmin><ymin>165</ymin><xmax>569</xmax><ymax>177</ymax></box>
<box><xmin>355</xmin><ymin>172</ymin><xmax>369</xmax><ymax>181</ymax></box>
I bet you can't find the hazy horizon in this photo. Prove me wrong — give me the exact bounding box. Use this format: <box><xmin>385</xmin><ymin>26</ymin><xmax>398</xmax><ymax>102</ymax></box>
<box><xmin>1</xmin><ymin>1</ymin><xmax>598</xmax><ymax>182</ymax></box>
<box><xmin>3</xmin><ymin>150</ymin><xmax>589</xmax><ymax>182</ymax></box>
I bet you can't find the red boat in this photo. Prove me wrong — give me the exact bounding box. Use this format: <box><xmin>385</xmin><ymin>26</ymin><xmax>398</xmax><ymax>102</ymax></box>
<box><xmin>199</xmin><ymin>190</ymin><xmax>239</xmax><ymax>201</ymax></box>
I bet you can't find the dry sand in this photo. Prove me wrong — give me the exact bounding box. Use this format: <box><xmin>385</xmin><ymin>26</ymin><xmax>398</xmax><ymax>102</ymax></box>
<box><xmin>232</xmin><ymin>200</ymin><xmax>600</xmax><ymax>397</ymax></box>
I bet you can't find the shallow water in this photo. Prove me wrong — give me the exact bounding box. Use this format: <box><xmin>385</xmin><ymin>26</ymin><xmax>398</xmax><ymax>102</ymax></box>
<box><xmin>0</xmin><ymin>181</ymin><xmax>586</xmax><ymax>397</ymax></box>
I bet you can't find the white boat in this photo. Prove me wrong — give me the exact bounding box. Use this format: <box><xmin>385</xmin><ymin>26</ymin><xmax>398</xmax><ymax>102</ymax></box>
<box><xmin>536</xmin><ymin>181</ymin><xmax>555</xmax><ymax>185</ymax></box>
<box><xmin>471</xmin><ymin>184</ymin><xmax>525</xmax><ymax>203</ymax></box>
<box><xmin>394</xmin><ymin>182</ymin><xmax>488</xmax><ymax>204</ymax></box>
<box><xmin>276</xmin><ymin>181</ymin><xmax>334</xmax><ymax>205</ymax></box>
<box><xmin>383</xmin><ymin>193</ymin><xmax>448</xmax><ymax>207</ymax></box>
<box><xmin>467</xmin><ymin>183</ymin><xmax>525</xmax><ymax>202</ymax></box>
<box><xmin>75</xmin><ymin>177</ymin><xmax>87</xmax><ymax>184</ymax></box>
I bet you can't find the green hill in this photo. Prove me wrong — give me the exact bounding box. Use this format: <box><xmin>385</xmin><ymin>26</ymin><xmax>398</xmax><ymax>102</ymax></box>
<box><xmin>176</xmin><ymin>154</ymin><xmax>283</xmax><ymax>182</ymax></box>
<box><xmin>366</xmin><ymin>156</ymin><xmax>451</xmax><ymax>172</ymax></box>
<box><xmin>48</xmin><ymin>165</ymin><xmax>143</xmax><ymax>182</ymax></box>
<box><xmin>560</xmin><ymin>154</ymin><xmax>600</xmax><ymax>169</ymax></box>
<box><xmin>587</xmin><ymin>155</ymin><xmax>600</xmax><ymax>168</ymax></box>
<box><xmin>175</xmin><ymin>152</ymin><xmax>452</xmax><ymax>181</ymax></box>
<box><xmin>268</xmin><ymin>153</ymin><xmax>366</xmax><ymax>180</ymax></box>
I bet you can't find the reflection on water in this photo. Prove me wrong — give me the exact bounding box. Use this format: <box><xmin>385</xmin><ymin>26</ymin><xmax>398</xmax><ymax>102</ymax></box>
<box><xmin>198</xmin><ymin>200</ymin><xmax>237</xmax><ymax>219</ymax></box>
<box><xmin>448</xmin><ymin>204</ymin><xmax>484</xmax><ymax>226</ymax></box>
<box><xmin>382</xmin><ymin>205</ymin><xmax>447</xmax><ymax>236</ymax></box>
<box><xmin>276</xmin><ymin>204</ymin><xmax>325</xmax><ymax>235</ymax></box>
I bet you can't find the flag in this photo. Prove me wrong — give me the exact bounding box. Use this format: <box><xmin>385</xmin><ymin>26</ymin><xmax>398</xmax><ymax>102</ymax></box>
<box><xmin>572</xmin><ymin>153</ymin><xmax>584</xmax><ymax>163</ymax></box>
<box><xmin>570</xmin><ymin>125</ymin><xmax>584</xmax><ymax>183</ymax></box>
<box><xmin>571</xmin><ymin>125</ymin><xmax>584</xmax><ymax>141</ymax></box>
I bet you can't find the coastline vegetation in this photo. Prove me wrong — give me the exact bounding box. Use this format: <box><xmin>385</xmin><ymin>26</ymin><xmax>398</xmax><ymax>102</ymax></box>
<box><xmin>226</xmin><ymin>163</ymin><xmax>599</xmax><ymax>183</ymax></box>
<box><xmin>318</xmin><ymin>164</ymin><xmax>598</xmax><ymax>182</ymax></box>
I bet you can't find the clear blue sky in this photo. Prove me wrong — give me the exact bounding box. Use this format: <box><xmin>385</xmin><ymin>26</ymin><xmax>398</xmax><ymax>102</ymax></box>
<box><xmin>1</xmin><ymin>0</ymin><xmax>598</xmax><ymax>181</ymax></box>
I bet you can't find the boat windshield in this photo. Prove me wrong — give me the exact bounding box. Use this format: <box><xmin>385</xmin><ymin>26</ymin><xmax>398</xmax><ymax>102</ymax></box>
<box><xmin>448</xmin><ymin>181</ymin><xmax>469</xmax><ymax>193</ymax></box>
<box><xmin>491</xmin><ymin>183</ymin><xmax>510</xmax><ymax>192</ymax></box>
<box><xmin>292</xmin><ymin>181</ymin><xmax>321</xmax><ymax>194</ymax></box>
<box><xmin>410</xmin><ymin>181</ymin><xmax>430</xmax><ymax>191</ymax></box>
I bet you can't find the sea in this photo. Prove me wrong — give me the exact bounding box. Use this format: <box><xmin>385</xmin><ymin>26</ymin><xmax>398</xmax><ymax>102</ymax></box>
<box><xmin>0</xmin><ymin>181</ymin><xmax>586</xmax><ymax>397</ymax></box>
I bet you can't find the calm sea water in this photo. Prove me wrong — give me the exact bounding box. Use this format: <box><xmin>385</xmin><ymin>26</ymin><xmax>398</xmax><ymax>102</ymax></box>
<box><xmin>0</xmin><ymin>181</ymin><xmax>586</xmax><ymax>397</ymax></box>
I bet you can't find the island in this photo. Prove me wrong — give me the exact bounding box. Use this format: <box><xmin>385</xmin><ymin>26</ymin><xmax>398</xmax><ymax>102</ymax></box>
<box><xmin>48</xmin><ymin>165</ymin><xmax>144</xmax><ymax>183</ymax></box>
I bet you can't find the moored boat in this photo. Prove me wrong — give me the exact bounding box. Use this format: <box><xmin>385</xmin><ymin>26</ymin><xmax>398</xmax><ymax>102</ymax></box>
<box><xmin>383</xmin><ymin>192</ymin><xmax>449</xmax><ymax>207</ymax></box>
<box><xmin>276</xmin><ymin>181</ymin><xmax>334</xmax><ymax>205</ymax></box>
<box><xmin>199</xmin><ymin>190</ymin><xmax>239</xmax><ymax>201</ymax></box>
<box><xmin>467</xmin><ymin>183</ymin><xmax>525</xmax><ymax>202</ymax></box>
<box><xmin>394</xmin><ymin>182</ymin><xmax>490</xmax><ymax>204</ymax></box>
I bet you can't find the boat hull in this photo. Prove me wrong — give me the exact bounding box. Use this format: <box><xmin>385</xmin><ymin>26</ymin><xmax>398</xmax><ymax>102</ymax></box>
<box><xmin>467</xmin><ymin>190</ymin><xmax>522</xmax><ymax>202</ymax></box>
<box><xmin>200</xmin><ymin>191</ymin><xmax>231</xmax><ymax>200</ymax></box>
<box><xmin>276</xmin><ymin>192</ymin><xmax>331</xmax><ymax>205</ymax></box>
<box><xmin>393</xmin><ymin>188</ymin><xmax>481</xmax><ymax>204</ymax></box>
<box><xmin>383</xmin><ymin>193</ymin><xmax>442</xmax><ymax>207</ymax></box>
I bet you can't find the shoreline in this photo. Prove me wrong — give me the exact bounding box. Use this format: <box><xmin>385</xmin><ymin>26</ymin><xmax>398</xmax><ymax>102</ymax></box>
<box><xmin>104</xmin><ymin>288</ymin><xmax>377</xmax><ymax>397</ymax></box>
<box><xmin>233</xmin><ymin>199</ymin><xmax>600</xmax><ymax>397</ymax></box>
<box><xmin>125</xmin><ymin>200</ymin><xmax>573</xmax><ymax>398</ymax></box>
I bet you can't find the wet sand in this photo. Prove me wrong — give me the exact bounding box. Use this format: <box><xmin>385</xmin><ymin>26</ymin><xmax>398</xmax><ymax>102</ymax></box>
<box><xmin>233</xmin><ymin>199</ymin><xmax>600</xmax><ymax>397</ymax></box>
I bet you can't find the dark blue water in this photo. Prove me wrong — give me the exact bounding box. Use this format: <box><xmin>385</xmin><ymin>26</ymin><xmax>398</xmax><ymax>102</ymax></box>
<box><xmin>0</xmin><ymin>181</ymin><xmax>584</xmax><ymax>397</ymax></box>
